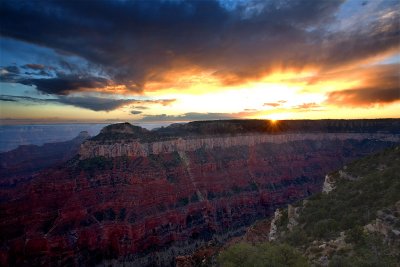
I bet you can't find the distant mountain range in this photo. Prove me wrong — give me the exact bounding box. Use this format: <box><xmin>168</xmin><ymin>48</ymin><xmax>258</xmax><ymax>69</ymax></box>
<box><xmin>0</xmin><ymin>124</ymin><xmax>106</xmax><ymax>152</ymax></box>
<box><xmin>0</xmin><ymin>131</ymin><xmax>90</xmax><ymax>184</ymax></box>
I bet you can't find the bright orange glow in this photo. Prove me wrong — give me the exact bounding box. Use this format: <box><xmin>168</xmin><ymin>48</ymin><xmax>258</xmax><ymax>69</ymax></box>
<box><xmin>1</xmin><ymin>56</ymin><xmax>399</xmax><ymax>124</ymax></box>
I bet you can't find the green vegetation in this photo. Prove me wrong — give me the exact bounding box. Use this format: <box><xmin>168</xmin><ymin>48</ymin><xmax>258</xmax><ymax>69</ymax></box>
<box><xmin>218</xmin><ymin>243</ymin><xmax>308</xmax><ymax>267</ymax></box>
<box><xmin>328</xmin><ymin>232</ymin><xmax>398</xmax><ymax>267</ymax></box>
<box><xmin>219</xmin><ymin>146</ymin><xmax>400</xmax><ymax>266</ymax></box>
<box><xmin>298</xmin><ymin>146</ymin><xmax>400</xmax><ymax>241</ymax></box>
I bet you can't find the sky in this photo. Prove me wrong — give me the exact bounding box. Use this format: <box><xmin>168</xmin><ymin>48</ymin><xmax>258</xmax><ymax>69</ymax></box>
<box><xmin>0</xmin><ymin>0</ymin><xmax>399</xmax><ymax>124</ymax></box>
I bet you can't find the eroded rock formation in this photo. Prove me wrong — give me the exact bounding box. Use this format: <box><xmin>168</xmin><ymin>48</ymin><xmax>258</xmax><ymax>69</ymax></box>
<box><xmin>1</xmin><ymin>120</ymin><xmax>399</xmax><ymax>266</ymax></box>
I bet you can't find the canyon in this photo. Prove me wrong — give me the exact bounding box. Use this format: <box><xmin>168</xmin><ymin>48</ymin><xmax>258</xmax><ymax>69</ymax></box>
<box><xmin>0</xmin><ymin>119</ymin><xmax>399</xmax><ymax>266</ymax></box>
<box><xmin>0</xmin><ymin>131</ymin><xmax>90</xmax><ymax>185</ymax></box>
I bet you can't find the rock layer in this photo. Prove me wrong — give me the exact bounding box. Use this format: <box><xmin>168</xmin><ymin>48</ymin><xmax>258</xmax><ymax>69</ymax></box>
<box><xmin>80</xmin><ymin>133</ymin><xmax>399</xmax><ymax>159</ymax></box>
<box><xmin>1</xmin><ymin>120</ymin><xmax>400</xmax><ymax>266</ymax></box>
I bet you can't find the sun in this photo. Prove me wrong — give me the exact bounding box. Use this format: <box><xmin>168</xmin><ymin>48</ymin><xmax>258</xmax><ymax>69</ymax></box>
<box><xmin>263</xmin><ymin>113</ymin><xmax>291</xmax><ymax>121</ymax></box>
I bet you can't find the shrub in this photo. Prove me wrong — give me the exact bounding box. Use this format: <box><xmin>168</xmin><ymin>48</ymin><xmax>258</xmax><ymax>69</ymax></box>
<box><xmin>284</xmin><ymin>228</ymin><xmax>309</xmax><ymax>247</ymax></box>
<box><xmin>345</xmin><ymin>226</ymin><xmax>364</xmax><ymax>244</ymax></box>
<box><xmin>218</xmin><ymin>242</ymin><xmax>309</xmax><ymax>267</ymax></box>
<box><xmin>311</xmin><ymin>219</ymin><xmax>339</xmax><ymax>239</ymax></box>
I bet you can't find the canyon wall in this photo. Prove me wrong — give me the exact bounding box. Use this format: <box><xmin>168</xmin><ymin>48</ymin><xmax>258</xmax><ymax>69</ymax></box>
<box><xmin>79</xmin><ymin>133</ymin><xmax>400</xmax><ymax>159</ymax></box>
<box><xmin>1</xmin><ymin>120</ymin><xmax>399</xmax><ymax>266</ymax></box>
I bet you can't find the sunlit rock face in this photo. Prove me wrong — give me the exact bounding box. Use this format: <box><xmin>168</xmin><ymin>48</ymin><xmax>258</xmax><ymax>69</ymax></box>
<box><xmin>1</xmin><ymin>120</ymin><xmax>399</xmax><ymax>266</ymax></box>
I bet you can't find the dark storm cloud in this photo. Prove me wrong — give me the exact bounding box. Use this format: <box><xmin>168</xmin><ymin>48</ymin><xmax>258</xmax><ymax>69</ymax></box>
<box><xmin>0</xmin><ymin>94</ymin><xmax>176</xmax><ymax>112</ymax></box>
<box><xmin>0</xmin><ymin>63</ymin><xmax>110</xmax><ymax>94</ymax></box>
<box><xmin>54</xmin><ymin>96</ymin><xmax>138</xmax><ymax>111</ymax></box>
<box><xmin>0</xmin><ymin>0</ymin><xmax>398</xmax><ymax>93</ymax></box>
<box><xmin>316</xmin><ymin>16</ymin><xmax>400</xmax><ymax>70</ymax></box>
<box><xmin>3</xmin><ymin>66</ymin><xmax>20</xmax><ymax>74</ymax></box>
<box><xmin>18</xmin><ymin>75</ymin><xmax>111</xmax><ymax>95</ymax></box>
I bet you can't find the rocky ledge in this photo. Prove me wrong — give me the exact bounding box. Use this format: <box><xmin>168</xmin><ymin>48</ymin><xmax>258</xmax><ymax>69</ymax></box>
<box><xmin>79</xmin><ymin>119</ymin><xmax>400</xmax><ymax>159</ymax></box>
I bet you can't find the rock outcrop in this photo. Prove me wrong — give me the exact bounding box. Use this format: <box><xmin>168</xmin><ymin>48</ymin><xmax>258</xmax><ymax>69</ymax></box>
<box><xmin>322</xmin><ymin>174</ymin><xmax>335</xmax><ymax>194</ymax></box>
<box><xmin>268</xmin><ymin>209</ymin><xmax>283</xmax><ymax>241</ymax></box>
<box><xmin>364</xmin><ymin>201</ymin><xmax>400</xmax><ymax>241</ymax></box>
<box><xmin>1</xmin><ymin>120</ymin><xmax>399</xmax><ymax>266</ymax></box>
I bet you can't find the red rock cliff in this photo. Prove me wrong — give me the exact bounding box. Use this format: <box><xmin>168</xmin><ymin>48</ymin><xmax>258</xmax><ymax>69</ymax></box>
<box><xmin>1</xmin><ymin>120</ymin><xmax>399</xmax><ymax>266</ymax></box>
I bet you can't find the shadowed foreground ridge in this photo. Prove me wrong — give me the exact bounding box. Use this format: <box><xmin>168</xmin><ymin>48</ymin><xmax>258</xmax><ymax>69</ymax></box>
<box><xmin>219</xmin><ymin>145</ymin><xmax>400</xmax><ymax>266</ymax></box>
<box><xmin>0</xmin><ymin>119</ymin><xmax>399</xmax><ymax>266</ymax></box>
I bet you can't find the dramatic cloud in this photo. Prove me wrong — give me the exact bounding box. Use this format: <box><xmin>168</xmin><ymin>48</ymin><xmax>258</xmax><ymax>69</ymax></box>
<box><xmin>54</xmin><ymin>96</ymin><xmax>138</xmax><ymax>111</ymax></box>
<box><xmin>1</xmin><ymin>0</ymin><xmax>398</xmax><ymax>94</ymax></box>
<box><xmin>0</xmin><ymin>95</ymin><xmax>176</xmax><ymax>112</ymax></box>
<box><xmin>325</xmin><ymin>63</ymin><xmax>400</xmax><ymax>107</ymax></box>
<box><xmin>19</xmin><ymin>75</ymin><xmax>111</xmax><ymax>95</ymax></box>
<box><xmin>0</xmin><ymin>64</ymin><xmax>111</xmax><ymax>95</ymax></box>
<box><xmin>326</xmin><ymin>88</ymin><xmax>399</xmax><ymax>107</ymax></box>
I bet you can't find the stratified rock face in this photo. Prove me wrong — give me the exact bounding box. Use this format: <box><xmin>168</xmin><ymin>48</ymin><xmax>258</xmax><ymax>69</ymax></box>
<box><xmin>1</xmin><ymin>120</ymin><xmax>399</xmax><ymax>266</ymax></box>
<box><xmin>79</xmin><ymin>133</ymin><xmax>399</xmax><ymax>159</ymax></box>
